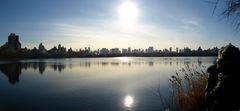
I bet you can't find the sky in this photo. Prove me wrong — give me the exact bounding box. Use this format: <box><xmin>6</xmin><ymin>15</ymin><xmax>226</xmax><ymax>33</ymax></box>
<box><xmin>0</xmin><ymin>0</ymin><xmax>239</xmax><ymax>50</ymax></box>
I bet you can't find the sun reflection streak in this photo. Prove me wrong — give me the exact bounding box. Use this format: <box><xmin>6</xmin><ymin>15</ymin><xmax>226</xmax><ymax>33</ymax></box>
<box><xmin>124</xmin><ymin>95</ymin><xmax>134</xmax><ymax>107</ymax></box>
<box><xmin>116</xmin><ymin>57</ymin><xmax>132</xmax><ymax>62</ymax></box>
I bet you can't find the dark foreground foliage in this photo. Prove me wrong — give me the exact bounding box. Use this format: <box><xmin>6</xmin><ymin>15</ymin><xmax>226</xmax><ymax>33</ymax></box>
<box><xmin>157</xmin><ymin>65</ymin><xmax>208</xmax><ymax>111</ymax></box>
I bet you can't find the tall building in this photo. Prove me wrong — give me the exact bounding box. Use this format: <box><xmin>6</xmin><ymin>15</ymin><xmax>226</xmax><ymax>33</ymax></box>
<box><xmin>38</xmin><ymin>43</ymin><xmax>47</xmax><ymax>54</ymax></box>
<box><xmin>99</xmin><ymin>48</ymin><xmax>109</xmax><ymax>55</ymax></box>
<box><xmin>122</xmin><ymin>48</ymin><xmax>128</xmax><ymax>54</ymax></box>
<box><xmin>7</xmin><ymin>33</ymin><xmax>21</xmax><ymax>51</ymax></box>
<box><xmin>110</xmin><ymin>48</ymin><xmax>121</xmax><ymax>54</ymax></box>
<box><xmin>148</xmin><ymin>46</ymin><xmax>154</xmax><ymax>53</ymax></box>
<box><xmin>128</xmin><ymin>47</ymin><xmax>131</xmax><ymax>54</ymax></box>
<box><xmin>132</xmin><ymin>49</ymin><xmax>140</xmax><ymax>53</ymax></box>
<box><xmin>197</xmin><ymin>46</ymin><xmax>203</xmax><ymax>52</ymax></box>
<box><xmin>58</xmin><ymin>44</ymin><xmax>62</xmax><ymax>50</ymax></box>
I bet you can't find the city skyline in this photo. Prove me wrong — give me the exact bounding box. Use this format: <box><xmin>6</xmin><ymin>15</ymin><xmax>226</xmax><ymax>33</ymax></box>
<box><xmin>0</xmin><ymin>0</ymin><xmax>240</xmax><ymax>50</ymax></box>
<box><xmin>1</xmin><ymin>33</ymin><xmax>220</xmax><ymax>53</ymax></box>
<box><xmin>0</xmin><ymin>33</ymin><xmax>223</xmax><ymax>51</ymax></box>
<box><xmin>0</xmin><ymin>33</ymin><xmax>219</xmax><ymax>59</ymax></box>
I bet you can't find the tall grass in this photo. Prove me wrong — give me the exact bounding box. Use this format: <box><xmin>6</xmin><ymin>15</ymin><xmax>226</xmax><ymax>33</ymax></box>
<box><xmin>157</xmin><ymin>64</ymin><xmax>208</xmax><ymax>111</ymax></box>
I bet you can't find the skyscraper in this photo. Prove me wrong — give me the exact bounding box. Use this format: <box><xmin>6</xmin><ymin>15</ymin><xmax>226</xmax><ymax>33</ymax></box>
<box><xmin>128</xmin><ymin>47</ymin><xmax>131</xmax><ymax>54</ymax></box>
<box><xmin>7</xmin><ymin>33</ymin><xmax>21</xmax><ymax>51</ymax></box>
<box><xmin>38</xmin><ymin>43</ymin><xmax>47</xmax><ymax>54</ymax></box>
<box><xmin>148</xmin><ymin>46</ymin><xmax>154</xmax><ymax>53</ymax></box>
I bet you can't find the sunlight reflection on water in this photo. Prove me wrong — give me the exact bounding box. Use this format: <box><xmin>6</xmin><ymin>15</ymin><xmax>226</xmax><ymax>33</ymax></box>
<box><xmin>116</xmin><ymin>57</ymin><xmax>132</xmax><ymax>62</ymax></box>
<box><xmin>124</xmin><ymin>95</ymin><xmax>134</xmax><ymax>108</ymax></box>
<box><xmin>0</xmin><ymin>57</ymin><xmax>217</xmax><ymax>111</ymax></box>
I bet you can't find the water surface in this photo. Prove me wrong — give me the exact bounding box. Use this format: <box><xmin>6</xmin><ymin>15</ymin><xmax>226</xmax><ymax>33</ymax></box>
<box><xmin>0</xmin><ymin>57</ymin><xmax>216</xmax><ymax>111</ymax></box>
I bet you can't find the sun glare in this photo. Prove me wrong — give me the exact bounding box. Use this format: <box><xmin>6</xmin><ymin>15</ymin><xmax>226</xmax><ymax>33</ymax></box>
<box><xmin>118</xmin><ymin>1</ymin><xmax>139</xmax><ymax>25</ymax></box>
<box><xmin>116</xmin><ymin>57</ymin><xmax>132</xmax><ymax>62</ymax></box>
<box><xmin>124</xmin><ymin>95</ymin><xmax>134</xmax><ymax>107</ymax></box>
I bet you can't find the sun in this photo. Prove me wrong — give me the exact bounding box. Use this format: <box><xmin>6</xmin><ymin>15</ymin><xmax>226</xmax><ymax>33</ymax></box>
<box><xmin>118</xmin><ymin>1</ymin><xmax>139</xmax><ymax>25</ymax></box>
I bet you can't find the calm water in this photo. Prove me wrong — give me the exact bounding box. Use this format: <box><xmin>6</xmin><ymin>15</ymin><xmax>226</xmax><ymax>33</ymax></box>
<box><xmin>0</xmin><ymin>57</ymin><xmax>216</xmax><ymax>111</ymax></box>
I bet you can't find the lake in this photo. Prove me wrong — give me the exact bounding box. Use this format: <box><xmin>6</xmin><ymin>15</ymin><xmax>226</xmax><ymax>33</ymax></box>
<box><xmin>0</xmin><ymin>57</ymin><xmax>216</xmax><ymax>111</ymax></box>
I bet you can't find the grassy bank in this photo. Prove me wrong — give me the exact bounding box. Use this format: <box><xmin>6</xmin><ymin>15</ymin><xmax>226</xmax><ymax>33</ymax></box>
<box><xmin>158</xmin><ymin>65</ymin><xmax>208</xmax><ymax>111</ymax></box>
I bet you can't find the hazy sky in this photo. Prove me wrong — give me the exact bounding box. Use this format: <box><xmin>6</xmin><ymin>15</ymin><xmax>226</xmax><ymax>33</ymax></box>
<box><xmin>0</xmin><ymin>0</ymin><xmax>239</xmax><ymax>50</ymax></box>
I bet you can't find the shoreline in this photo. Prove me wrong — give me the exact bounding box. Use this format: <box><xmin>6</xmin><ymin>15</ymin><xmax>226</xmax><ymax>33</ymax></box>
<box><xmin>0</xmin><ymin>55</ymin><xmax>217</xmax><ymax>61</ymax></box>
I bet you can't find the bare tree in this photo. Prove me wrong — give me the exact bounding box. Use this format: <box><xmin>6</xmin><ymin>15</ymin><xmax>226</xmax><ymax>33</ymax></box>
<box><xmin>209</xmin><ymin>0</ymin><xmax>240</xmax><ymax>30</ymax></box>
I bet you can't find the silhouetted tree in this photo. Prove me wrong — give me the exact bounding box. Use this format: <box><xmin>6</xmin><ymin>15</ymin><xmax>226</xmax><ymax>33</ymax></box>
<box><xmin>209</xmin><ymin>0</ymin><xmax>240</xmax><ymax>30</ymax></box>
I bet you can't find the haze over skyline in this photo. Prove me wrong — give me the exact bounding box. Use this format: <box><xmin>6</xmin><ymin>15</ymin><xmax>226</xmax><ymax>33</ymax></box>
<box><xmin>0</xmin><ymin>0</ymin><xmax>239</xmax><ymax>50</ymax></box>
